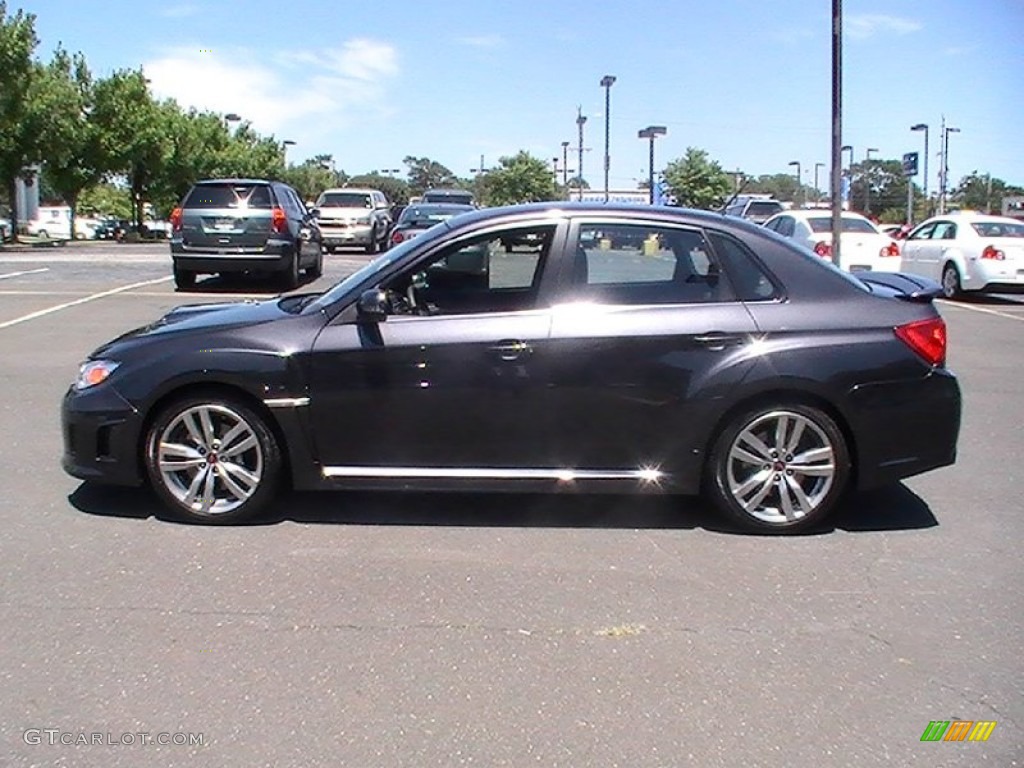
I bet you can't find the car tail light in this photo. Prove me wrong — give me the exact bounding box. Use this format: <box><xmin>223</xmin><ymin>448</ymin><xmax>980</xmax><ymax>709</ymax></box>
<box><xmin>170</xmin><ymin>207</ymin><xmax>183</xmax><ymax>232</ymax></box>
<box><xmin>391</xmin><ymin>230</ymin><xmax>404</xmax><ymax>245</ymax></box>
<box><xmin>813</xmin><ymin>241</ymin><xmax>832</xmax><ymax>258</ymax></box>
<box><xmin>879</xmin><ymin>241</ymin><xmax>900</xmax><ymax>257</ymax></box>
<box><xmin>981</xmin><ymin>245</ymin><xmax>1005</xmax><ymax>261</ymax></box>
<box><xmin>894</xmin><ymin>317</ymin><xmax>946</xmax><ymax>367</ymax></box>
<box><xmin>271</xmin><ymin>207</ymin><xmax>288</xmax><ymax>234</ymax></box>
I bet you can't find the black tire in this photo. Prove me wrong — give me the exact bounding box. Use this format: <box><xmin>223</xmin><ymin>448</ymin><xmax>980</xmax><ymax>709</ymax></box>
<box><xmin>306</xmin><ymin>248</ymin><xmax>323</xmax><ymax>278</ymax></box>
<box><xmin>173</xmin><ymin>266</ymin><xmax>196</xmax><ymax>291</ymax></box>
<box><xmin>144</xmin><ymin>394</ymin><xmax>283</xmax><ymax>524</ymax></box>
<box><xmin>365</xmin><ymin>227</ymin><xmax>379</xmax><ymax>254</ymax></box>
<box><xmin>38</xmin><ymin>229</ymin><xmax>49</xmax><ymax>239</ymax></box>
<box><xmin>282</xmin><ymin>253</ymin><xmax>300</xmax><ymax>289</ymax></box>
<box><xmin>325</xmin><ymin>245</ymin><xmax>336</xmax><ymax>255</ymax></box>
<box><xmin>704</xmin><ymin>403</ymin><xmax>851</xmax><ymax>534</ymax></box>
<box><xmin>941</xmin><ymin>262</ymin><xmax>962</xmax><ymax>300</ymax></box>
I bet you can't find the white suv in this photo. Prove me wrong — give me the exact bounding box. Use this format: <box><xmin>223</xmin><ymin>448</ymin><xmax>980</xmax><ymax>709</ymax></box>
<box><xmin>313</xmin><ymin>188</ymin><xmax>391</xmax><ymax>254</ymax></box>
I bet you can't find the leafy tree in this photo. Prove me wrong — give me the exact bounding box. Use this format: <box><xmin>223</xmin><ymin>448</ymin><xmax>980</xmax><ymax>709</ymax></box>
<box><xmin>36</xmin><ymin>47</ymin><xmax>103</xmax><ymax>238</ymax></box>
<box><xmin>478</xmin><ymin>151</ymin><xmax>556</xmax><ymax>205</ymax></box>
<box><xmin>849</xmin><ymin>159</ymin><xmax>909</xmax><ymax>218</ymax></box>
<box><xmin>403</xmin><ymin>155</ymin><xmax>457</xmax><ymax>196</ymax></box>
<box><xmin>0</xmin><ymin>2</ymin><xmax>40</xmax><ymax>237</ymax></box>
<box><xmin>282</xmin><ymin>157</ymin><xmax>345</xmax><ymax>204</ymax></box>
<box><xmin>219</xmin><ymin>121</ymin><xmax>284</xmax><ymax>183</ymax></box>
<box><xmin>952</xmin><ymin>172</ymin><xmax>1024</xmax><ymax>214</ymax></box>
<box><xmin>346</xmin><ymin>172</ymin><xmax>410</xmax><ymax>205</ymax></box>
<box><xmin>661</xmin><ymin>147</ymin><xmax>732</xmax><ymax>210</ymax></box>
<box><xmin>78</xmin><ymin>182</ymin><xmax>131</xmax><ymax>218</ymax></box>
<box><xmin>742</xmin><ymin>173</ymin><xmax>805</xmax><ymax>203</ymax></box>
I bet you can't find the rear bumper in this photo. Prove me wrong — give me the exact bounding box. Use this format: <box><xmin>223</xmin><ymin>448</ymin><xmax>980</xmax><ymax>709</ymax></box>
<box><xmin>171</xmin><ymin>239</ymin><xmax>294</xmax><ymax>273</ymax></box>
<box><xmin>61</xmin><ymin>384</ymin><xmax>145</xmax><ymax>486</ymax></box>
<box><xmin>847</xmin><ymin>368</ymin><xmax>961</xmax><ymax>489</ymax></box>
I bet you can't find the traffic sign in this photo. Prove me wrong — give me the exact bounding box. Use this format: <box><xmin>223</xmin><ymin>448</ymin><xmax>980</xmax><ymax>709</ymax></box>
<box><xmin>902</xmin><ymin>152</ymin><xmax>919</xmax><ymax>177</ymax></box>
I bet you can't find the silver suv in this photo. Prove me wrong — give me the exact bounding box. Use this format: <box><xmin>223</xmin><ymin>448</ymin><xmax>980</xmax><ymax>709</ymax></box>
<box><xmin>170</xmin><ymin>179</ymin><xmax>322</xmax><ymax>290</ymax></box>
<box><xmin>313</xmin><ymin>188</ymin><xmax>391</xmax><ymax>254</ymax></box>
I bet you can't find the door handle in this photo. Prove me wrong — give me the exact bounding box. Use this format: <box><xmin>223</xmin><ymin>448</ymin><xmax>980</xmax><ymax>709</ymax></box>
<box><xmin>490</xmin><ymin>340</ymin><xmax>532</xmax><ymax>361</ymax></box>
<box><xmin>693</xmin><ymin>333</ymin><xmax>744</xmax><ymax>351</ymax></box>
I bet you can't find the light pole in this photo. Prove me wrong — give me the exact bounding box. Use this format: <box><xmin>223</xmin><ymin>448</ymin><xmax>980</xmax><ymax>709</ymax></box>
<box><xmin>788</xmin><ymin>161</ymin><xmax>801</xmax><ymax>206</ymax></box>
<box><xmin>282</xmin><ymin>139</ymin><xmax>296</xmax><ymax>166</ymax></box>
<box><xmin>814</xmin><ymin>162</ymin><xmax>824</xmax><ymax>202</ymax></box>
<box><xmin>638</xmin><ymin>126</ymin><xmax>667</xmax><ymax>205</ymax></box>
<box><xmin>224</xmin><ymin>112</ymin><xmax>242</xmax><ymax>135</ymax></box>
<box><xmin>830</xmin><ymin>0</ymin><xmax>844</xmax><ymax>270</ymax></box>
<box><xmin>561</xmin><ymin>141</ymin><xmax>571</xmax><ymax>187</ymax></box>
<box><xmin>600</xmin><ymin>75</ymin><xmax>616</xmax><ymax>202</ymax></box>
<box><xmin>864</xmin><ymin>148</ymin><xmax>878</xmax><ymax>215</ymax></box>
<box><xmin>576</xmin><ymin>107</ymin><xmax>587</xmax><ymax>199</ymax></box>
<box><xmin>911</xmin><ymin>123</ymin><xmax>929</xmax><ymax>209</ymax></box>
<box><xmin>940</xmin><ymin>123</ymin><xmax>960</xmax><ymax>214</ymax></box>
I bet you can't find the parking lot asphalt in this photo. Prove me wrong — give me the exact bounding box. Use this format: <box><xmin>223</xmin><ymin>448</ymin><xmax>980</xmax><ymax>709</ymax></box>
<box><xmin>0</xmin><ymin>243</ymin><xmax>1021</xmax><ymax>767</ymax></box>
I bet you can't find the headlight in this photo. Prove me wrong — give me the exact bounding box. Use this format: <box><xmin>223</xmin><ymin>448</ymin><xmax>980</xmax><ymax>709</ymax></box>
<box><xmin>75</xmin><ymin>360</ymin><xmax>120</xmax><ymax>390</ymax></box>
<box><xmin>355</xmin><ymin>215</ymin><xmax>371</xmax><ymax>225</ymax></box>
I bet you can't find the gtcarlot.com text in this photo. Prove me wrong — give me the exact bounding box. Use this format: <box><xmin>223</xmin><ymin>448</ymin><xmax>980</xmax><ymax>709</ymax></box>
<box><xmin>23</xmin><ymin>729</ymin><xmax>204</xmax><ymax>747</ymax></box>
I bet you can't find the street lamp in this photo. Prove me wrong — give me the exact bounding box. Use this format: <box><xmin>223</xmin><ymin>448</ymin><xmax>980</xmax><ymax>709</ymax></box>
<box><xmin>282</xmin><ymin>139</ymin><xmax>296</xmax><ymax>166</ymax></box>
<box><xmin>600</xmin><ymin>75</ymin><xmax>616</xmax><ymax>202</ymax></box>
<box><xmin>911</xmin><ymin>123</ymin><xmax>929</xmax><ymax>204</ymax></box>
<box><xmin>576</xmin><ymin>107</ymin><xmax>587</xmax><ymax>198</ymax></box>
<box><xmin>864</xmin><ymin>148</ymin><xmax>878</xmax><ymax>215</ymax></box>
<box><xmin>561</xmin><ymin>141</ymin><xmax>571</xmax><ymax>187</ymax></box>
<box><xmin>788</xmin><ymin>161</ymin><xmax>801</xmax><ymax>206</ymax></box>
<box><xmin>814</xmin><ymin>162</ymin><xmax>825</xmax><ymax>202</ymax></box>
<box><xmin>638</xmin><ymin>126</ymin><xmax>667</xmax><ymax>204</ymax></box>
<box><xmin>941</xmin><ymin>125</ymin><xmax>960</xmax><ymax>214</ymax></box>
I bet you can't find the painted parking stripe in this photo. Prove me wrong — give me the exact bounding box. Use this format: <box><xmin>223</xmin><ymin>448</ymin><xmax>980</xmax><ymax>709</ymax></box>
<box><xmin>0</xmin><ymin>267</ymin><xmax>49</xmax><ymax>280</ymax></box>
<box><xmin>0</xmin><ymin>276</ymin><xmax>173</xmax><ymax>330</ymax></box>
<box><xmin>937</xmin><ymin>299</ymin><xmax>1024</xmax><ymax>323</ymax></box>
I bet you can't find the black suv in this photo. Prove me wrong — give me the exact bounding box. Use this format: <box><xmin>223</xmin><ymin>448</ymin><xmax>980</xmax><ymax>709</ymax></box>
<box><xmin>170</xmin><ymin>179</ymin><xmax>322</xmax><ymax>290</ymax></box>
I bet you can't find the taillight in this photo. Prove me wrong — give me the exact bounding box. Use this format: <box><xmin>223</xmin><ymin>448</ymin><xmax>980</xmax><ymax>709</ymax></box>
<box><xmin>271</xmin><ymin>207</ymin><xmax>288</xmax><ymax>234</ymax></box>
<box><xmin>879</xmin><ymin>241</ymin><xmax>900</xmax><ymax>257</ymax></box>
<box><xmin>391</xmin><ymin>230</ymin><xmax>404</xmax><ymax>245</ymax></box>
<box><xmin>981</xmin><ymin>245</ymin><xmax>1005</xmax><ymax>260</ymax></box>
<box><xmin>813</xmin><ymin>241</ymin><xmax>832</xmax><ymax>258</ymax></box>
<box><xmin>894</xmin><ymin>317</ymin><xmax>946</xmax><ymax>367</ymax></box>
<box><xmin>170</xmin><ymin>207</ymin><xmax>183</xmax><ymax>232</ymax></box>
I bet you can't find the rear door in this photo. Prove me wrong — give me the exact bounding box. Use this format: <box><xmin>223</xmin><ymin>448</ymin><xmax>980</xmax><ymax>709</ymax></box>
<box><xmin>917</xmin><ymin>220</ymin><xmax>957</xmax><ymax>280</ymax></box>
<box><xmin>180</xmin><ymin>182</ymin><xmax>274</xmax><ymax>250</ymax></box>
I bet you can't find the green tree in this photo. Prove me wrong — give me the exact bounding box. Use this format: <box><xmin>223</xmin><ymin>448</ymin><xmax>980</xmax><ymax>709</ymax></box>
<box><xmin>743</xmin><ymin>173</ymin><xmax>804</xmax><ymax>203</ymax></box>
<box><xmin>346</xmin><ymin>172</ymin><xmax>410</xmax><ymax>205</ymax></box>
<box><xmin>662</xmin><ymin>148</ymin><xmax>731</xmax><ymax>210</ymax></box>
<box><xmin>849</xmin><ymin>159</ymin><xmax>908</xmax><ymax>218</ymax></box>
<box><xmin>78</xmin><ymin>182</ymin><xmax>131</xmax><ymax>218</ymax></box>
<box><xmin>478</xmin><ymin>151</ymin><xmax>556</xmax><ymax>206</ymax></box>
<box><xmin>403</xmin><ymin>155</ymin><xmax>457</xmax><ymax>196</ymax></box>
<box><xmin>36</xmin><ymin>47</ymin><xmax>104</xmax><ymax>238</ymax></box>
<box><xmin>952</xmin><ymin>172</ymin><xmax>1024</xmax><ymax>214</ymax></box>
<box><xmin>282</xmin><ymin>157</ymin><xmax>345</xmax><ymax>204</ymax></box>
<box><xmin>0</xmin><ymin>2</ymin><xmax>40</xmax><ymax>237</ymax></box>
<box><xmin>152</xmin><ymin>105</ymin><xmax>231</xmax><ymax>215</ymax></box>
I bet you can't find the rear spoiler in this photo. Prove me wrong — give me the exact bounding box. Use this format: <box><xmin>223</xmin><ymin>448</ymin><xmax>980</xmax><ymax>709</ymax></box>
<box><xmin>856</xmin><ymin>272</ymin><xmax>943</xmax><ymax>302</ymax></box>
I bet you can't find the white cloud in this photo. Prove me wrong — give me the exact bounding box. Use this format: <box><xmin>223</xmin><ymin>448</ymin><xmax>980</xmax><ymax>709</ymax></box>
<box><xmin>846</xmin><ymin>14</ymin><xmax>921</xmax><ymax>40</ymax></box>
<box><xmin>158</xmin><ymin>4</ymin><xmax>200</xmax><ymax>18</ymax></box>
<box><xmin>456</xmin><ymin>34</ymin><xmax>504</xmax><ymax>49</ymax></box>
<box><xmin>143</xmin><ymin>40</ymin><xmax>399</xmax><ymax>140</ymax></box>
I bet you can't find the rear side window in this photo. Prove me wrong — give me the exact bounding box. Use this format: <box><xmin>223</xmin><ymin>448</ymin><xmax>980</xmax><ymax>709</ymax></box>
<box><xmin>807</xmin><ymin>217</ymin><xmax>877</xmax><ymax>234</ymax></box>
<box><xmin>185</xmin><ymin>184</ymin><xmax>273</xmax><ymax>209</ymax></box>
<box><xmin>707</xmin><ymin>232</ymin><xmax>780</xmax><ymax>301</ymax></box>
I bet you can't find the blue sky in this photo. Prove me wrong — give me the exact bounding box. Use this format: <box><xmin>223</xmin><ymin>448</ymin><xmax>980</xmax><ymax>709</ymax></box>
<box><xmin>18</xmin><ymin>0</ymin><xmax>1024</xmax><ymax>192</ymax></box>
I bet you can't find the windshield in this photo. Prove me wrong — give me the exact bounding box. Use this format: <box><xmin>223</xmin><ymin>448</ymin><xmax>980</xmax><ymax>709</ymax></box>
<box><xmin>808</xmin><ymin>217</ymin><xmax>878</xmax><ymax>234</ymax></box>
<box><xmin>318</xmin><ymin>192</ymin><xmax>372</xmax><ymax>208</ymax></box>
<box><xmin>971</xmin><ymin>221</ymin><xmax>1024</xmax><ymax>237</ymax></box>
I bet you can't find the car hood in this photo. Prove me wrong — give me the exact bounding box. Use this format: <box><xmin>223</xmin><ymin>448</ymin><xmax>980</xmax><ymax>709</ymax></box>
<box><xmin>91</xmin><ymin>297</ymin><xmax>297</xmax><ymax>358</ymax></box>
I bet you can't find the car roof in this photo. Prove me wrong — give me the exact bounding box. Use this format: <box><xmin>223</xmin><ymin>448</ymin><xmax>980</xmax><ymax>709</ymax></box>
<box><xmin>320</xmin><ymin>187</ymin><xmax>381</xmax><ymax>195</ymax></box>
<box><xmin>193</xmin><ymin>178</ymin><xmax>276</xmax><ymax>185</ymax></box>
<box><xmin>919</xmin><ymin>212</ymin><xmax>1020</xmax><ymax>224</ymax></box>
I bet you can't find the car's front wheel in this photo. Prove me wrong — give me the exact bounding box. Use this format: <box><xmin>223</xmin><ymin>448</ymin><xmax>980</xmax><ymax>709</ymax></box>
<box><xmin>173</xmin><ymin>266</ymin><xmax>196</xmax><ymax>291</ymax></box>
<box><xmin>705</xmin><ymin>403</ymin><xmax>850</xmax><ymax>534</ymax></box>
<box><xmin>941</xmin><ymin>262</ymin><xmax>963</xmax><ymax>299</ymax></box>
<box><xmin>144</xmin><ymin>396</ymin><xmax>283</xmax><ymax>524</ymax></box>
<box><xmin>365</xmin><ymin>227</ymin><xmax>379</xmax><ymax>254</ymax></box>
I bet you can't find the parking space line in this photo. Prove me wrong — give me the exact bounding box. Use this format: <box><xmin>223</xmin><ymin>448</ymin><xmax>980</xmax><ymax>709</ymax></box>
<box><xmin>937</xmin><ymin>300</ymin><xmax>1024</xmax><ymax>323</ymax></box>
<box><xmin>0</xmin><ymin>267</ymin><xmax>49</xmax><ymax>280</ymax></box>
<box><xmin>0</xmin><ymin>276</ymin><xmax>173</xmax><ymax>330</ymax></box>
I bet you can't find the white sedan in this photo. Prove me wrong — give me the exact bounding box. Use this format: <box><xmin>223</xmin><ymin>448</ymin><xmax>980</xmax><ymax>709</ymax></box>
<box><xmin>762</xmin><ymin>210</ymin><xmax>902</xmax><ymax>272</ymax></box>
<box><xmin>898</xmin><ymin>212</ymin><xmax>1024</xmax><ymax>298</ymax></box>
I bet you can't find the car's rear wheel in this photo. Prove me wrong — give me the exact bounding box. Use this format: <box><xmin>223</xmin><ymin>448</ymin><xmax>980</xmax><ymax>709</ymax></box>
<box><xmin>306</xmin><ymin>248</ymin><xmax>323</xmax><ymax>278</ymax></box>
<box><xmin>941</xmin><ymin>262</ymin><xmax>963</xmax><ymax>299</ymax></box>
<box><xmin>365</xmin><ymin>227</ymin><xmax>379</xmax><ymax>254</ymax></box>
<box><xmin>705</xmin><ymin>404</ymin><xmax>850</xmax><ymax>534</ymax></box>
<box><xmin>282</xmin><ymin>253</ymin><xmax>300</xmax><ymax>289</ymax></box>
<box><xmin>38</xmin><ymin>229</ymin><xmax>49</xmax><ymax>239</ymax></box>
<box><xmin>144</xmin><ymin>396</ymin><xmax>282</xmax><ymax>524</ymax></box>
<box><xmin>173</xmin><ymin>266</ymin><xmax>196</xmax><ymax>291</ymax></box>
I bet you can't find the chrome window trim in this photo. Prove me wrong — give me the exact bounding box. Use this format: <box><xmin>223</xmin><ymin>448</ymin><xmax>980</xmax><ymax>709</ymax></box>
<box><xmin>263</xmin><ymin>397</ymin><xmax>310</xmax><ymax>408</ymax></box>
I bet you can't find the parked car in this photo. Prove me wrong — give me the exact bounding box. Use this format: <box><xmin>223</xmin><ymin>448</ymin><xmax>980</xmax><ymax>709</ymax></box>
<box><xmin>26</xmin><ymin>206</ymin><xmax>96</xmax><ymax>240</ymax></box>
<box><xmin>421</xmin><ymin>188</ymin><xmax>476</xmax><ymax>206</ymax></box>
<box><xmin>313</xmin><ymin>188</ymin><xmax>391</xmax><ymax>254</ymax></box>
<box><xmin>169</xmin><ymin>178</ymin><xmax>322</xmax><ymax>290</ymax></box>
<box><xmin>93</xmin><ymin>218</ymin><xmax>130</xmax><ymax>240</ymax></box>
<box><xmin>62</xmin><ymin>202</ymin><xmax>961</xmax><ymax>533</ymax></box>
<box><xmin>763</xmin><ymin>210</ymin><xmax>902</xmax><ymax>272</ymax></box>
<box><xmin>724</xmin><ymin>196</ymin><xmax>785</xmax><ymax>224</ymax></box>
<box><xmin>898</xmin><ymin>212</ymin><xmax>1024</xmax><ymax>298</ymax></box>
<box><xmin>389</xmin><ymin>203</ymin><xmax>475</xmax><ymax>246</ymax></box>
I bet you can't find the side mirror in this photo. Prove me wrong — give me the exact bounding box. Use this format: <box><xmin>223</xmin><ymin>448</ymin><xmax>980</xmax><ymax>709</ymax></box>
<box><xmin>356</xmin><ymin>289</ymin><xmax>388</xmax><ymax>322</ymax></box>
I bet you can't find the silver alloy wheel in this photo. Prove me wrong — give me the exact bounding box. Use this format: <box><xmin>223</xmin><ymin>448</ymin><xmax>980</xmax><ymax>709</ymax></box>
<box><xmin>942</xmin><ymin>265</ymin><xmax>960</xmax><ymax>298</ymax></box>
<box><xmin>725</xmin><ymin>410</ymin><xmax>836</xmax><ymax>525</ymax></box>
<box><xmin>156</xmin><ymin>404</ymin><xmax>264</xmax><ymax>515</ymax></box>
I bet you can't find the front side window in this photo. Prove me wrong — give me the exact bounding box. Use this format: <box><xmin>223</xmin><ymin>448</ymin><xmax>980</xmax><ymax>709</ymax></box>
<box><xmin>907</xmin><ymin>222</ymin><xmax>937</xmax><ymax>240</ymax></box>
<box><xmin>931</xmin><ymin>222</ymin><xmax>957</xmax><ymax>240</ymax></box>
<box><xmin>569</xmin><ymin>223</ymin><xmax>731</xmax><ymax>305</ymax></box>
<box><xmin>380</xmin><ymin>225</ymin><xmax>555</xmax><ymax>317</ymax></box>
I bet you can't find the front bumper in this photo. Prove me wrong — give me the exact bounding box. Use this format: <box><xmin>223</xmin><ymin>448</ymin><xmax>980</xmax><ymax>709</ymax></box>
<box><xmin>320</xmin><ymin>223</ymin><xmax>373</xmax><ymax>247</ymax></box>
<box><xmin>61</xmin><ymin>383</ymin><xmax>145</xmax><ymax>486</ymax></box>
<box><xmin>847</xmin><ymin>367</ymin><xmax>961</xmax><ymax>489</ymax></box>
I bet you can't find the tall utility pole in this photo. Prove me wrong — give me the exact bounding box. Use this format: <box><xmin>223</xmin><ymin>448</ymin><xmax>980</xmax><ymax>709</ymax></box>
<box><xmin>911</xmin><ymin>123</ymin><xmax>929</xmax><ymax>208</ymax></box>
<box><xmin>864</xmin><ymin>147</ymin><xmax>878</xmax><ymax>215</ymax></box>
<box><xmin>638</xmin><ymin>126</ymin><xmax>667</xmax><ymax>204</ymax></box>
<box><xmin>561</xmin><ymin>141</ymin><xmax>570</xmax><ymax>187</ymax></box>
<box><xmin>830</xmin><ymin>0</ymin><xmax>844</xmax><ymax>270</ymax></box>
<box><xmin>576</xmin><ymin>107</ymin><xmax>587</xmax><ymax>198</ymax></box>
<box><xmin>788</xmin><ymin>161</ymin><xmax>802</xmax><ymax>206</ymax></box>
<box><xmin>940</xmin><ymin>121</ymin><xmax>960</xmax><ymax>214</ymax></box>
<box><xmin>600</xmin><ymin>75</ymin><xmax>616</xmax><ymax>202</ymax></box>
<box><xmin>814</xmin><ymin>162</ymin><xmax>824</xmax><ymax>201</ymax></box>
